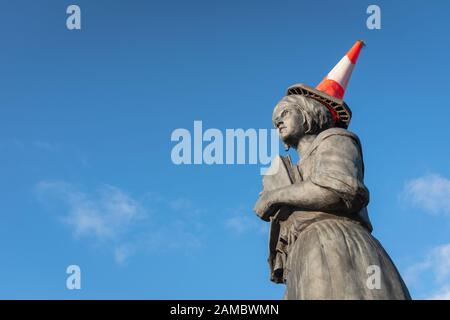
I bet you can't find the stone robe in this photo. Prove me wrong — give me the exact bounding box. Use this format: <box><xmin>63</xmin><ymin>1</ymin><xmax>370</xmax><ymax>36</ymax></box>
<box><xmin>268</xmin><ymin>128</ymin><xmax>411</xmax><ymax>300</ymax></box>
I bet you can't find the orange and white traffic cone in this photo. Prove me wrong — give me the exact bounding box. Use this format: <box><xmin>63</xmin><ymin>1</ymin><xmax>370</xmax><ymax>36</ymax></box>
<box><xmin>316</xmin><ymin>40</ymin><xmax>365</xmax><ymax>100</ymax></box>
<box><xmin>286</xmin><ymin>40</ymin><xmax>365</xmax><ymax>128</ymax></box>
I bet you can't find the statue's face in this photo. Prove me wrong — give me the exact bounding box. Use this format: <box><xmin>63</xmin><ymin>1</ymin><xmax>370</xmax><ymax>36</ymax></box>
<box><xmin>272</xmin><ymin>103</ymin><xmax>305</xmax><ymax>147</ymax></box>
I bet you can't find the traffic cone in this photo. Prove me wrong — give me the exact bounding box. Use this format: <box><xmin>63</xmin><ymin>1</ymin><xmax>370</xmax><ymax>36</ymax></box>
<box><xmin>316</xmin><ymin>40</ymin><xmax>365</xmax><ymax>100</ymax></box>
<box><xmin>286</xmin><ymin>40</ymin><xmax>365</xmax><ymax>128</ymax></box>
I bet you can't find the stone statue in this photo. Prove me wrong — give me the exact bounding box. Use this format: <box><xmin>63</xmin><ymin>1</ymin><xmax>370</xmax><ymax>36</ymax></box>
<box><xmin>253</xmin><ymin>41</ymin><xmax>411</xmax><ymax>300</ymax></box>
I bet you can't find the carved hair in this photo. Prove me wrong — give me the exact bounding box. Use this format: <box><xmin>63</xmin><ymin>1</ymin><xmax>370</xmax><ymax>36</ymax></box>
<box><xmin>273</xmin><ymin>95</ymin><xmax>334</xmax><ymax>135</ymax></box>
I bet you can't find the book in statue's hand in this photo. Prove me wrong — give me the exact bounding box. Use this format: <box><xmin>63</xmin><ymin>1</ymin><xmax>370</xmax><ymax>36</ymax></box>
<box><xmin>258</xmin><ymin>155</ymin><xmax>296</xmax><ymax>221</ymax></box>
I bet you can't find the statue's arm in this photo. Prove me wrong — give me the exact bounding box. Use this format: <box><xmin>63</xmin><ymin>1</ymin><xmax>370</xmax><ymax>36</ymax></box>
<box><xmin>254</xmin><ymin>134</ymin><xmax>369</xmax><ymax>218</ymax></box>
<box><xmin>255</xmin><ymin>181</ymin><xmax>357</xmax><ymax>217</ymax></box>
<box><xmin>268</xmin><ymin>181</ymin><xmax>350</xmax><ymax>213</ymax></box>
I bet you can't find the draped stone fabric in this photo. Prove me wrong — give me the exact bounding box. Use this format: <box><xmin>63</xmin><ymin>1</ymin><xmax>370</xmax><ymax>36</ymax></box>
<box><xmin>269</xmin><ymin>128</ymin><xmax>411</xmax><ymax>299</ymax></box>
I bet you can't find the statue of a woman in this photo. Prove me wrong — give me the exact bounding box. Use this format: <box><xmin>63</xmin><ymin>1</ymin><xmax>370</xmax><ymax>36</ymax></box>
<box><xmin>253</xmin><ymin>82</ymin><xmax>411</xmax><ymax>299</ymax></box>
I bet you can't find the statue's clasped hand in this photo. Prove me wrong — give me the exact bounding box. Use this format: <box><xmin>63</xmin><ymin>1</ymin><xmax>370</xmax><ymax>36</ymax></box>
<box><xmin>253</xmin><ymin>190</ymin><xmax>278</xmax><ymax>221</ymax></box>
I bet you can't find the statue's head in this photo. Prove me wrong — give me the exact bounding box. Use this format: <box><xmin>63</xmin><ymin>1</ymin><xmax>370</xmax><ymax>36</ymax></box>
<box><xmin>272</xmin><ymin>95</ymin><xmax>334</xmax><ymax>149</ymax></box>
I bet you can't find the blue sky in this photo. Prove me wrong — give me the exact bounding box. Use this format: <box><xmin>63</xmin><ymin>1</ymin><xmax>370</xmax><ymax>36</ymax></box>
<box><xmin>1</xmin><ymin>0</ymin><xmax>450</xmax><ymax>299</ymax></box>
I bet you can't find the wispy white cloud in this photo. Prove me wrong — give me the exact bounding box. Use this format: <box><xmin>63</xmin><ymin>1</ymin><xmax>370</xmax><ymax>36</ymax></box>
<box><xmin>429</xmin><ymin>287</ymin><xmax>450</xmax><ymax>300</ymax></box>
<box><xmin>402</xmin><ymin>174</ymin><xmax>450</xmax><ymax>215</ymax></box>
<box><xmin>401</xmin><ymin>174</ymin><xmax>450</xmax><ymax>299</ymax></box>
<box><xmin>169</xmin><ymin>197</ymin><xmax>194</xmax><ymax>212</ymax></box>
<box><xmin>35</xmin><ymin>181</ymin><xmax>205</xmax><ymax>264</ymax></box>
<box><xmin>225</xmin><ymin>208</ymin><xmax>268</xmax><ymax>235</ymax></box>
<box><xmin>114</xmin><ymin>244</ymin><xmax>137</xmax><ymax>265</ymax></box>
<box><xmin>405</xmin><ymin>243</ymin><xmax>450</xmax><ymax>300</ymax></box>
<box><xmin>35</xmin><ymin>181</ymin><xmax>142</xmax><ymax>241</ymax></box>
<box><xmin>168</xmin><ymin>197</ymin><xmax>203</xmax><ymax>219</ymax></box>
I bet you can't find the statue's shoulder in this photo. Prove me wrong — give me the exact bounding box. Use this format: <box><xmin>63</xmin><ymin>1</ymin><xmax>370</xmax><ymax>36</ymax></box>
<box><xmin>316</xmin><ymin>127</ymin><xmax>361</xmax><ymax>144</ymax></box>
<box><xmin>305</xmin><ymin>128</ymin><xmax>362</xmax><ymax>160</ymax></box>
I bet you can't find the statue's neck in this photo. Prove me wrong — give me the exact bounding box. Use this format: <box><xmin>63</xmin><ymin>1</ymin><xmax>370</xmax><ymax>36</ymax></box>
<box><xmin>296</xmin><ymin>134</ymin><xmax>317</xmax><ymax>160</ymax></box>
